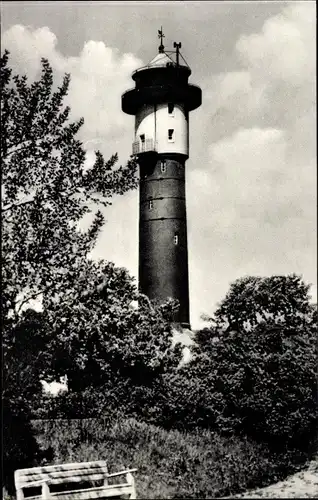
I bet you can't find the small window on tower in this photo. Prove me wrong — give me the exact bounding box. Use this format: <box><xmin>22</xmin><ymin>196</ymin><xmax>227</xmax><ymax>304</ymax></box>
<box><xmin>168</xmin><ymin>129</ymin><xmax>174</xmax><ymax>142</ymax></box>
<box><xmin>168</xmin><ymin>103</ymin><xmax>175</xmax><ymax>115</ymax></box>
<box><xmin>161</xmin><ymin>160</ymin><xmax>166</xmax><ymax>173</ymax></box>
<box><xmin>174</xmin><ymin>233</ymin><xmax>179</xmax><ymax>245</ymax></box>
<box><xmin>149</xmin><ymin>200</ymin><xmax>153</xmax><ymax>210</ymax></box>
<box><xmin>140</xmin><ymin>134</ymin><xmax>145</xmax><ymax>143</ymax></box>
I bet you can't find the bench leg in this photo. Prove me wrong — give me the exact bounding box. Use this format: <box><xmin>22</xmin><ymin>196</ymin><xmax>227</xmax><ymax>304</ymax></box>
<box><xmin>16</xmin><ymin>488</ymin><xmax>24</xmax><ymax>500</ymax></box>
<box><xmin>126</xmin><ymin>472</ymin><xmax>136</xmax><ymax>499</ymax></box>
<box><xmin>41</xmin><ymin>482</ymin><xmax>50</xmax><ymax>500</ymax></box>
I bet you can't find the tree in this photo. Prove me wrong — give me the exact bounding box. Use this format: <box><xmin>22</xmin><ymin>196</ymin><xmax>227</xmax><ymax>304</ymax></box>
<box><xmin>3</xmin><ymin>309</ymin><xmax>50</xmax><ymax>401</ymax></box>
<box><xmin>1</xmin><ymin>50</ymin><xmax>138</xmax><ymax>329</ymax></box>
<box><xmin>1</xmin><ymin>49</ymin><xmax>182</xmax><ymax>429</ymax></box>
<box><xmin>1</xmin><ymin>50</ymin><xmax>140</xmax><ymax>488</ymax></box>
<box><xmin>180</xmin><ymin>275</ymin><xmax>317</xmax><ymax>451</ymax></box>
<box><xmin>212</xmin><ymin>274</ymin><xmax>313</xmax><ymax>332</ymax></box>
<box><xmin>45</xmin><ymin>284</ymin><xmax>182</xmax><ymax>419</ymax></box>
<box><xmin>1</xmin><ymin>48</ymin><xmax>138</xmax><ymax>401</ymax></box>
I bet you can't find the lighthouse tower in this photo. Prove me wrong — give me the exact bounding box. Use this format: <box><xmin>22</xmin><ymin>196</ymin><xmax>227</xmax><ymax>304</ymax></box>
<box><xmin>121</xmin><ymin>30</ymin><xmax>201</xmax><ymax>328</ymax></box>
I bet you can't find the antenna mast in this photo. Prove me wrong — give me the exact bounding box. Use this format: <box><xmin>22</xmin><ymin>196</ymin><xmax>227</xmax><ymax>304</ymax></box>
<box><xmin>173</xmin><ymin>42</ymin><xmax>182</xmax><ymax>65</ymax></box>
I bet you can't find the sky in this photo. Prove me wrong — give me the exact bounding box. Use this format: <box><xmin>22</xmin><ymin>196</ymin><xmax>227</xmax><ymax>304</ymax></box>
<box><xmin>1</xmin><ymin>0</ymin><xmax>316</xmax><ymax>330</ymax></box>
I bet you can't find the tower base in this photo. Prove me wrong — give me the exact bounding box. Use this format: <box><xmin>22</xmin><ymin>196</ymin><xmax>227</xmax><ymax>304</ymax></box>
<box><xmin>171</xmin><ymin>321</ymin><xmax>191</xmax><ymax>332</ymax></box>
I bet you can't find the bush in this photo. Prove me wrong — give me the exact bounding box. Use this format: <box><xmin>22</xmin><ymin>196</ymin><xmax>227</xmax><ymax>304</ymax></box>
<box><xmin>183</xmin><ymin>321</ymin><xmax>317</xmax><ymax>452</ymax></box>
<box><xmin>183</xmin><ymin>275</ymin><xmax>317</xmax><ymax>453</ymax></box>
<box><xmin>3</xmin><ymin>398</ymin><xmax>40</xmax><ymax>494</ymax></box>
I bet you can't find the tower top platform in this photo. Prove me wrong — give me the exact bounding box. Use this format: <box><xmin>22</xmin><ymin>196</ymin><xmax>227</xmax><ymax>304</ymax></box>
<box><xmin>132</xmin><ymin>49</ymin><xmax>191</xmax><ymax>79</ymax></box>
<box><xmin>122</xmin><ymin>36</ymin><xmax>201</xmax><ymax>115</ymax></box>
<box><xmin>131</xmin><ymin>36</ymin><xmax>192</xmax><ymax>81</ymax></box>
<box><xmin>144</xmin><ymin>51</ymin><xmax>177</xmax><ymax>69</ymax></box>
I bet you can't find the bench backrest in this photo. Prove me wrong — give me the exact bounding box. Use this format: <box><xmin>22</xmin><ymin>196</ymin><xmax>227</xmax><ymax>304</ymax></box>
<box><xmin>15</xmin><ymin>461</ymin><xmax>108</xmax><ymax>491</ymax></box>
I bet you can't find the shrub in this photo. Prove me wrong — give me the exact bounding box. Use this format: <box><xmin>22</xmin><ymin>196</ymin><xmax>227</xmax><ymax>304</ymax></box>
<box><xmin>184</xmin><ymin>275</ymin><xmax>317</xmax><ymax>453</ymax></box>
<box><xmin>3</xmin><ymin>398</ymin><xmax>40</xmax><ymax>495</ymax></box>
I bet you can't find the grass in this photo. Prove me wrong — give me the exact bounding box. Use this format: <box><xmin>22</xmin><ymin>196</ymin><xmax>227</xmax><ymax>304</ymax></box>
<box><xmin>27</xmin><ymin>417</ymin><xmax>292</xmax><ymax>499</ymax></box>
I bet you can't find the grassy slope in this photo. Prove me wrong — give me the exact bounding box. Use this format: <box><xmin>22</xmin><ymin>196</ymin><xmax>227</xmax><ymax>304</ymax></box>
<box><xmin>30</xmin><ymin>418</ymin><xmax>295</xmax><ymax>499</ymax></box>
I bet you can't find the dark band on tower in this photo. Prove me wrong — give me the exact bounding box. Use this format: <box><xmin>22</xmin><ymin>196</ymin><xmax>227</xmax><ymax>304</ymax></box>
<box><xmin>121</xmin><ymin>30</ymin><xmax>202</xmax><ymax>328</ymax></box>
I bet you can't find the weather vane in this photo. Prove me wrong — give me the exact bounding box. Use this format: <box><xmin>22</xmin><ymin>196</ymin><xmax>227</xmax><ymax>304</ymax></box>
<box><xmin>158</xmin><ymin>27</ymin><xmax>165</xmax><ymax>53</ymax></box>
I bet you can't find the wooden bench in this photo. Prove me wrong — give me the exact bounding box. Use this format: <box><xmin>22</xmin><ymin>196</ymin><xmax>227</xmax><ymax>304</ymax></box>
<box><xmin>14</xmin><ymin>461</ymin><xmax>137</xmax><ymax>500</ymax></box>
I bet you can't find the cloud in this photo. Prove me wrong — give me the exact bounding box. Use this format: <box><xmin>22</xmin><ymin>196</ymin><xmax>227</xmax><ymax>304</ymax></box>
<box><xmin>2</xmin><ymin>24</ymin><xmax>142</xmax><ymax>278</ymax></box>
<box><xmin>2</xmin><ymin>24</ymin><xmax>143</xmax><ymax>159</ymax></box>
<box><xmin>204</xmin><ymin>126</ymin><xmax>313</xmax><ymax>227</ymax></box>
<box><xmin>1</xmin><ymin>25</ymin><xmax>60</xmax><ymax>78</ymax></box>
<box><xmin>236</xmin><ymin>3</ymin><xmax>315</xmax><ymax>85</ymax></box>
<box><xmin>189</xmin><ymin>2</ymin><xmax>316</xmax><ymax>327</ymax></box>
<box><xmin>202</xmin><ymin>3</ymin><xmax>316</xmax><ymax>141</ymax></box>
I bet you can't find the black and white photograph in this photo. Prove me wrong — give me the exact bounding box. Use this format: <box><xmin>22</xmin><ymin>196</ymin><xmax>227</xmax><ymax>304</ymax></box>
<box><xmin>1</xmin><ymin>1</ymin><xmax>317</xmax><ymax>498</ymax></box>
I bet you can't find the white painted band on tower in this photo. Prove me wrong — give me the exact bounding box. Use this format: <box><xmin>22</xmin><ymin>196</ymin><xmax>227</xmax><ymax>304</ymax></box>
<box><xmin>135</xmin><ymin>103</ymin><xmax>189</xmax><ymax>156</ymax></box>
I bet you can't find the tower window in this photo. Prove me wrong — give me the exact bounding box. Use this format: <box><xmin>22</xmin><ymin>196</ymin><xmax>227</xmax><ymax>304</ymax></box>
<box><xmin>168</xmin><ymin>103</ymin><xmax>175</xmax><ymax>115</ymax></box>
<box><xmin>174</xmin><ymin>233</ymin><xmax>179</xmax><ymax>245</ymax></box>
<box><xmin>140</xmin><ymin>134</ymin><xmax>145</xmax><ymax>142</ymax></box>
<box><xmin>168</xmin><ymin>129</ymin><xmax>174</xmax><ymax>141</ymax></box>
<box><xmin>149</xmin><ymin>200</ymin><xmax>153</xmax><ymax>210</ymax></box>
<box><xmin>160</xmin><ymin>160</ymin><xmax>166</xmax><ymax>173</ymax></box>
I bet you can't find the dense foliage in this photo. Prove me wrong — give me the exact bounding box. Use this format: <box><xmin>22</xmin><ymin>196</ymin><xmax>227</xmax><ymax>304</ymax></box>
<box><xmin>33</xmin><ymin>290</ymin><xmax>182</xmax><ymax>421</ymax></box>
<box><xmin>3</xmin><ymin>309</ymin><xmax>51</xmax><ymax>408</ymax></box>
<box><xmin>163</xmin><ymin>275</ymin><xmax>317</xmax><ymax>452</ymax></box>
<box><xmin>3</xmin><ymin>399</ymin><xmax>40</xmax><ymax>495</ymax></box>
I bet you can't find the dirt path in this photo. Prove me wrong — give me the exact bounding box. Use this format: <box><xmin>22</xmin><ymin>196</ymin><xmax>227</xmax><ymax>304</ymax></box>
<box><xmin>230</xmin><ymin>460</ymin><xmax>318</xmax><ymax>498</ymax></box>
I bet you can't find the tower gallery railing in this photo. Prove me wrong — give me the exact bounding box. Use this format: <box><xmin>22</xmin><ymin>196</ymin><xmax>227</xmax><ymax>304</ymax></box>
<box><xmin>132</xmin><ymin>138</ymin><xmax>158</xmax><ymax>155</ymax></box>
